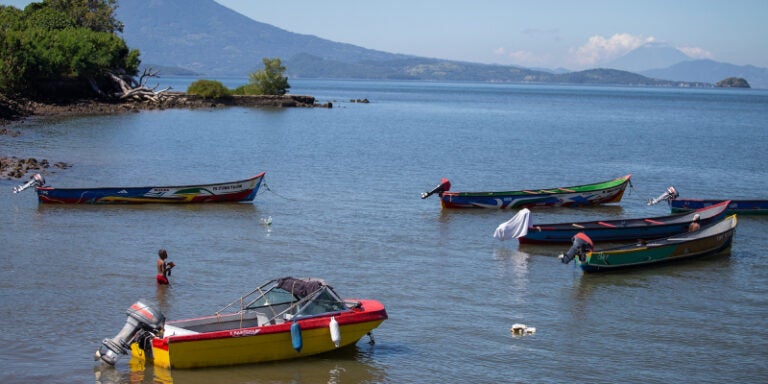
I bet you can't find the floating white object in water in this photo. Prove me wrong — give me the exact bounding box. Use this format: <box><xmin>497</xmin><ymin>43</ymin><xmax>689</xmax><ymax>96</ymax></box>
<box><xmin>510</xmin><ymin>323</ymin><xmax>536</xmax><ymax>336</ymax></box>
<box><xmin>260</xmin><ymin>216</ymin><xmax>272</xmax><ymax>226</ymax></box>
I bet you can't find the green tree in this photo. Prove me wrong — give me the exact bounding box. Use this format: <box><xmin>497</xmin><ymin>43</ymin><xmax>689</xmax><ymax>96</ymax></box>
<box><xmin>0</xmin><ymin>1</ymin><xmax>139</xmax><ymax>98</ymax></box>
<box><xmin>187</xmin><ymin>79</ymin><xmax>231</xmax><ymax>99</ymax></box>
<box><xmin>23</xmin><ymin>3</ymin><xmax>75</xmax><ymax>30</ymax></box>
<box><xmin>41</xmin><ymin>0</ymin><xmax>123</xmax><ymax>33</ymax></box>
<box><xmin>0</xmin><ymin>6</ymin><xmax>53</xmax><ymax>93</ymax></box>
<box><xmin>248</xmin><ymin>57</ymin><xmax>290</xmax><ymax>95</ymax></box>
<box><xmin>1</xmin><ymin>5</ymin><xmax>25</xmax><ymax>30</ymax></box>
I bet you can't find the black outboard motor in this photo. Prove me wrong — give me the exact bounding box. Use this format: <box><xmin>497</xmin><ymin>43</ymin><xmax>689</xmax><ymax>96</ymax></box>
<box><xmin>421</xmin><ymin>178</ymin><xmax>451</xmax><ymax>199</ymax></box>
<box><xmin>559</xmin><ymin>233</ymin><xmax>594</xmax><ymax>264</ymax></box>
<box><xmin>12</xmin><ymin>173</ymin><xmax>46</xmax><ymax>193</ymax></box>
<box><xmin>647</xmin><ymin>186</ymin><xmax>678</xmax><ymax>206</ymax></box>
<box><xmin>94</xmin><ymin>301</ymin><xmax>165</xmax><ymax>366</ymax></box>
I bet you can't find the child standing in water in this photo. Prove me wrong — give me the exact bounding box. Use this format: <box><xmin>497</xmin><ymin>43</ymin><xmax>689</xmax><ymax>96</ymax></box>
<box><xmin>156</xmin><ymin>249</ymin><xmax>175</xmax><ymax>285</ymax></box>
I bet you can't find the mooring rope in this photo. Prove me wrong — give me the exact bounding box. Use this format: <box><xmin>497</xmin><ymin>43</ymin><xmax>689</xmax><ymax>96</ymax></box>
<box><xmin>627</xmin><ymin>178</ymin><xmax>651</xmax><ymax>204</ymax></box>
<box><xmin>627</xmin><ymin>178</ymin><xmax>669</xmax><ymax>205</ymax></box>
<box><xmin>259</xmin><ymin>180</ymin><xmax>295</xmax><ymax>201</ymax></box>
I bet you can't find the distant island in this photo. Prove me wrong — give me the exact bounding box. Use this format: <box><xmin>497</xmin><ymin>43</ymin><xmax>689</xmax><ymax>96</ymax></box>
<box><xmin>715</xmin><ymin>77</ymin><xmax>751</xmax><ymax>88</ymax></box>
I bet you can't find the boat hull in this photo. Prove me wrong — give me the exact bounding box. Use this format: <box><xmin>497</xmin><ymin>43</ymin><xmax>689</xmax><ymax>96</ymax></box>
<box><xmin>35</xmin><ymin>172</ymin><xmax>265</xmax><ymax>204</ymax></box>
<box><xmin>132</xmin><ymin>299</ymin><xmax>387</xmax><ymax>369</ymax></box>
<box><xmin>519</xmin><ymin>200</ymin><xmax>730</xmax><ymax>244</ymax></box>
<box><xmin>439</xmin><ymin>174</ymin><xmax>631</xmax><ymax>209</ymax></box>
<box><xmin>577</xmin><ymin>215</ymin><xmax>737</xmax><ymax>272</ymax></box>
<box><xmin>670</xmin><ymin>198</ymin><xmax>768</xmax><ymax>215</ymax></box>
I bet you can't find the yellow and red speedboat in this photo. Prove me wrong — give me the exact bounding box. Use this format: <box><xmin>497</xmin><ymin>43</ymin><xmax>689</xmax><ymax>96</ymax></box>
<box><xmin>95</xmin><ymin>277</ymin><xmax>388</xmax><ymax>369</ymax></box>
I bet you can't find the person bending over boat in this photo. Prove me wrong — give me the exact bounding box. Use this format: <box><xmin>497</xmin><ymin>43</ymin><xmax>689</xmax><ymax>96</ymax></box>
<box><xmin>688</xmin><ymin>214</ymin><xmax>701</xmax><ymax>232</ymax></box>
<box><xmin>156</xmin><ymin>249</ymin><xmax>175</xmax><ymax>285</ymax></box>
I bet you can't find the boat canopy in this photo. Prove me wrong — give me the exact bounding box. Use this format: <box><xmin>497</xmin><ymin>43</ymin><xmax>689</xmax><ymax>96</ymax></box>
<box><xmin>276</xmin><ymin>277</ymin><xmax>327</xmax><ymax>298</ymax></box>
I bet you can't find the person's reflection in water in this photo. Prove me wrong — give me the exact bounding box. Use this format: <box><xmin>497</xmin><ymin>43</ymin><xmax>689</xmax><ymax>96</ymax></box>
<box><xmin>155</xmin><ymin>283</ymin><xmax>173</xmax><ymax>315</ymax></box>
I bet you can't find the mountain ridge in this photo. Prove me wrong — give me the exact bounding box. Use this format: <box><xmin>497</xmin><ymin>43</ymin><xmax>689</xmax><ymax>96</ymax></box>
<box><xmin>606</xmin><ymin>42</ymin><xmax>693</xmax><ymax>73</ymax></box>
<box><xmin>116</xmin><ymin>0</ymin><xmax>764</xmax><ymax>88</ymax></box>
<box><xmin>118</xmin><ymin>0</ymin><xmax>411</xmax><ymax>75</ymax></box>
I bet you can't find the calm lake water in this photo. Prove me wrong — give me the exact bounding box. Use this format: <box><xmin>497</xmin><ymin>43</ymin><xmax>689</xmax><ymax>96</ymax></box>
<box><xmin>1</xmin><ymin>80</ymin><xmax>767</xmax><ymax>383</ymax></box>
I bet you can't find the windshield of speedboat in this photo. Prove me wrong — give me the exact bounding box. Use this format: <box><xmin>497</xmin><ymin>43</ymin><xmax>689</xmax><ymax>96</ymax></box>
<box><xmin>292</xmin><ymin>286</ymin><xmax>348</xmax><ymax>318</ymax></box>
<box><xmin>242</xmin><ymin>282</ymin><xmax>298</xmax><ymax>310</ymax></box>
<box><xmin>219</xmin><ymin>279</ymin><xmax>350</xmax><ymax>322</ymax></box>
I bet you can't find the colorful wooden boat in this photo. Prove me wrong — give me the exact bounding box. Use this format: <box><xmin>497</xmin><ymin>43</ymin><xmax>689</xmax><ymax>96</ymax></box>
<box><xmin>422</xmin><ymin>174</ymin><xmax>631</xmax><ymax>209</ymax></box>
<box><xmin>558</xmin><ymin>215</ymin><xmax>738</xmax><ymax>273</ymax></box>
<box><xmin>670</xmin><ymin>198</ymin><xmax>768</xmax><ymax>215</ymax></box>
<box><xmin>504</xmin><ymin>200</ymin><xmax>730</xmax><ymax>244</ymax></box>
<box><xmin>13</xmin><ymin>172</ymin><xmax>265</xmax><ymax>204</ymax></box>
<box><xmin>646</xmin><ymin>185</ymin><xmax>767</xmax><ymax>215</ymax></box>
<box><xmin>95</xmin><ymin>277</ymin><xmax>388</xmax><ymax>369</ymax></box>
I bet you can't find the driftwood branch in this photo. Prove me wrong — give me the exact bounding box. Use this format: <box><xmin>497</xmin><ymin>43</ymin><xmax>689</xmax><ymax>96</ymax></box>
<box><xmin>138</xmin><ymin>67</ymin><xmax>160</xmax><ymax>87</ymax></box>
<box><xmin>91</xmin><ymin>67</ymin><xmax>171</xmax><ymax>102</ymax></box>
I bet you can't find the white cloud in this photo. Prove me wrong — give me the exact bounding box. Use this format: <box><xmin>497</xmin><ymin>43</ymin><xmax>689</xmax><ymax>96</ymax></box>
<box><xmin>678</xmin><ymin>46</ymin><xmax>714</xmax><ymax>59</ymax></box>
<box><xmin>568</xmin><ymin>33</ymin><xmax>655</xmax><ymax>68</ymax></box>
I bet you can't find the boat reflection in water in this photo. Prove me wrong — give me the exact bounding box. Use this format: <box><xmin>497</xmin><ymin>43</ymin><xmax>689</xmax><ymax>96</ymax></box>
<box><xmin>93</xmin><ymin>344</ymin><xmax>387</xmax><ymax>384</ymax></box>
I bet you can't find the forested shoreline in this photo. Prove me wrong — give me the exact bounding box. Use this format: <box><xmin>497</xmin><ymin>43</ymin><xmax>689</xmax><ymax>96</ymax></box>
<box><xmin>0</xmin><ymin>1</ymin><xmax>308</xmax><ymax>127</ymax></box>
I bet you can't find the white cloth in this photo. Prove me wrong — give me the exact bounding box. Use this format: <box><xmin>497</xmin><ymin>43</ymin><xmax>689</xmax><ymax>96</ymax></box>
<box><xmin>493</xmin><ymin>208</ymin><xmax>531</xmax><ymax>241</ymax></box>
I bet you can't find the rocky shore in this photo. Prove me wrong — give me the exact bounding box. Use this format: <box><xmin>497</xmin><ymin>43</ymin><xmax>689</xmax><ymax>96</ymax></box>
<box><xmin>1</xmin><ymin>156</ymin><xmax>72</xmax><ymax>180</ymax></box>
<box><xmin>1</xmin><ymin>92</ymin><xmax>329</xmax><ymax>124</ymax></box>
<box><xmin>1</xmin><ymin>92</ymin><xmax>331</xmax><ymax>180</ymax></box>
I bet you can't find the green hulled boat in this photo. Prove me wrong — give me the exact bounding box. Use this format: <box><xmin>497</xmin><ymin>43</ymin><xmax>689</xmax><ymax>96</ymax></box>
<box><xmin>559</xmin><ymin>215</ymin><xmax>737</xmax><ymax>272</ymax></box>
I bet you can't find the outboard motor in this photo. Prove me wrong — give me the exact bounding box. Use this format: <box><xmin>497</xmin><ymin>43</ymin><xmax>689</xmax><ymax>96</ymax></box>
<box><xmin>647</xmin><ymin>186</ymin><xmax>678</xmax><ymax>206</ymax></box>
<box><xmin>13</xmin><ymin>173</ymin><xmax>45</xmax><ymax>193</ymax></box>
<box><xmin>558</xmin><ymin>233</ymin><xmax>594</xmax><ymax>264</ymax></box>
<box><xmin>94</xmin><ymin>301</ymin><xmax>165</xmax><ymax>366</ymax></box>
<box><xmin>421</xmin><ymin>178</ymin><xmax>451</xmax><ymax>199</ymax></box>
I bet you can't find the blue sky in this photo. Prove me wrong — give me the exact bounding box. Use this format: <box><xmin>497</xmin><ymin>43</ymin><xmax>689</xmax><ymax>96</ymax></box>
<box><xmin>3</xmin><ymin>0</ymin><xmax>767</xmax><ymax>69</ymax></box>
<box><xmin>211</xmin><ymin>0</ymin><xmax>768</xmax><ymax>69</ymax></box>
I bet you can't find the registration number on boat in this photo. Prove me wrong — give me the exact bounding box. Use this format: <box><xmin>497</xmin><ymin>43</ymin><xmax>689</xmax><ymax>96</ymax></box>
<box><xmin>230</xmin><ymin>329</ymin><xmax>260</xmax><ymax>337</ymax></box>
<box><xmin>212</xmin><ymin>183</ymin><xmax>243</xmax><ymax>191</ymax></box>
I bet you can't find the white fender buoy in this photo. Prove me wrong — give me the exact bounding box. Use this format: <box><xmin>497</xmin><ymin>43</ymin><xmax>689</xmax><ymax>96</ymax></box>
<box><xmin>329</xmin><ymin>316</ymin><xmax>340</xmax><ymax>347</ymax></box>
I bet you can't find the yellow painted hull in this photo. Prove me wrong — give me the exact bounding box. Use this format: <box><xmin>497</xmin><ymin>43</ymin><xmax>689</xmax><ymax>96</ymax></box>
<box><xmin>130</xmin><ymin>299</ymin><xmax>387</xmax><ymax>369</ymax></box>
<box><xmin>132</xmin><ymin>320</ymin><xmax>383</xmax><ymax>369</ymax></box>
